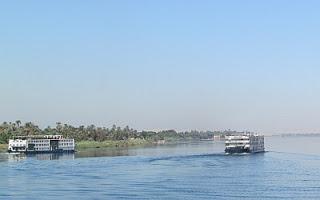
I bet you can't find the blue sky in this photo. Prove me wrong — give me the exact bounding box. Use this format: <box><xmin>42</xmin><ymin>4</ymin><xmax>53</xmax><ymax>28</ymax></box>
<box><xmin>1</xmin><ymin>1</ymin><xmax>320</xmax><ymax>133</ymax></box>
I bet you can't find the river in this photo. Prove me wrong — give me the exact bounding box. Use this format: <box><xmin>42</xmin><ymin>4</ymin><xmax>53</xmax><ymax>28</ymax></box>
<box><xmin>1</xmin><ymin>136</ymin><xmax>320</xmax><ymax>199</ymax></box>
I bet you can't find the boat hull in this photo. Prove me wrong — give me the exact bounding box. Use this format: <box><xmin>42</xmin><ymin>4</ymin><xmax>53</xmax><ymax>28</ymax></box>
<box><xmin>225</xmin><ymin>146</ymin><xmax>250</xmax><ymax>154</ymax></box>
<box><xmin>8</xmin><ymin>150</ymin><xmax>75</xmax><ymax>154</ymax></box>
<box><xmin>225</xmin><ymin>147</ymin><xmax>264</xmax><ymax>154</ymax></box>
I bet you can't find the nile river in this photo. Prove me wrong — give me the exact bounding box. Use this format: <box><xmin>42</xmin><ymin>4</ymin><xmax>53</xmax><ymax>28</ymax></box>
<box><xmin>1</xmin><ymin>136</ymin><xmax>320</xmax><ymax>199</ymax></box>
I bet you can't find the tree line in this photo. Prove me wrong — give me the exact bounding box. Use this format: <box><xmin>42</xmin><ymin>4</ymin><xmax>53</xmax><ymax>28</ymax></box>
<box><xmin>0</xmin><ymin>121</ymin><xmax>237</xmax><ymax>144</ymax></box>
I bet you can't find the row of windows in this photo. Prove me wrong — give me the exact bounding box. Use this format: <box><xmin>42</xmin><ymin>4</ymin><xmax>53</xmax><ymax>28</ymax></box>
<box><xmin>12</xmin><ymin>140</ymin><xmax>25</xmax><ymax>143</ymax></box>
<box><xmin>30</xmin><ymin>140</ymin><xmax>73</xmax><ymax>143</ymax></box>
<box><xmin>32</xmin><ymin>143</ymin><xmax>74</xmax><ymax>147</ymax></box>
<box><xmin>30</xmin><ymin>140</ymin><xmax>49</xmax><ymax>143</ymax></box>
<box><xmin>61</xmin><ymin>139</ymin><xmax>74</xmax><ymax>142</ymax></box>
<box><xmin>11</xmin><ymin>143</ymin><xmax>26</xmax><ymax>147</ymax></box>
<box><xmin>33</xmin><ymin>147</ymin><xmax>74</xmax><ymax>150</ymax></box>
<box><xmin>59</xmin><ymin>143</ymin><xmax>74</xmax><ymax>146</ymax></box>
<box><xmin>34</xmin><ymin>147</ymin><xmax>50</xmax><ymax>150</ymax></box>
<box><xmin>35</xmin><ymin>144</ymin><xmax>49</xmax><ymax>146</ymax></box>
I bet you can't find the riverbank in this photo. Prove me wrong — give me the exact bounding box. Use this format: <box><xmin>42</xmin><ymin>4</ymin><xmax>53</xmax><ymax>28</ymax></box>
<box><xmin>0</xmin><ymin>144</ymin><xmax>7</xmax><ymax>152</ymax></box>
<box><xmin>0</xmin><ymin>139</ymin><xmax>152</xmax><ymax>153</ymax></box>
<box><xmin>0</xmin><ymin>139</ymin><xmax>157</xmax><ymax>153</ymax></box>
<box><xmin>76</xmin><ymin>139</ymin><xmax>152</xmax><ymax>149</ymax></box>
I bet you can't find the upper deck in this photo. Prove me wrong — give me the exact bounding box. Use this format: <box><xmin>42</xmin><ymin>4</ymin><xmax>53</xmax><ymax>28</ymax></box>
<box><xmin>13</xmin><ymin>135</ymin><xmax>64</xmax><ymax>140</ymax></box>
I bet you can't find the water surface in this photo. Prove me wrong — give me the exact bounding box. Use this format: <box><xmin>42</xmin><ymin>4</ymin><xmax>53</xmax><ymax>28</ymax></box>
<box><xmin>1</xmin><ymin>137</ymin><xmax>320</xmax><ymax>199</ymax></box>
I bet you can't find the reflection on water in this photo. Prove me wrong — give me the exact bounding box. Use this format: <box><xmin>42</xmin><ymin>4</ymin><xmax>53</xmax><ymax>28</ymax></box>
<box><xmin>76</xmin><ymin>147</ymin><xmax>132</xmax><ymax>158</ymax></box>
<box><xmin>0</xmin><ymin>147</ymin><xmax>132</xmax><ymax>162</ymax></box>
<box><xmin>6</xmin><ymin>153</ymin><xmax>75</xmax><ymax>162</ymax></box>
<box><xmin>7</xmin><ymin>154</ymin><xmax>27</xmax><ymax>162</ymax></box>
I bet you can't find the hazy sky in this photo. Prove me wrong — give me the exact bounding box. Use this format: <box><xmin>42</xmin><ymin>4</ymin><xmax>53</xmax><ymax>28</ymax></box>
<box><xmin>1</xmin><ymin>1</ymin><xmax>320</xmax><ymax>134</ymax></box>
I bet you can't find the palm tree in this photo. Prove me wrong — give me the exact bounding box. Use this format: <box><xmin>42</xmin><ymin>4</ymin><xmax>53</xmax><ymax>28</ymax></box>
<box><xmin>56</xmin><ymin>122</ymin><xmax>62</xmax><ymax>133</ymax></box>
<box><xmin>16</xmin><ymin>120</ymin><xmax>21</xmax><ymax>128</ymax></box>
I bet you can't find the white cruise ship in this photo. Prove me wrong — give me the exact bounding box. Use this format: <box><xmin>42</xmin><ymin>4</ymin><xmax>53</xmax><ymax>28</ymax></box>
<box><xmin>225</xmin><ymin>134</ymin><xmax>264</xmax><ymax>154</ymax></box>
<box><xmin>8</xmin><ymin>135</ymin><xmax>75</xmax><ymax>153</ymax></box>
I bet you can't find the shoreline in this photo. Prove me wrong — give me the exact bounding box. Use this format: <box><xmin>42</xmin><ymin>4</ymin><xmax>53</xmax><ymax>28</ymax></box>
<box><xmin>76</xmin><ymin>139</ymin><xmax>153</xmax><ymax>149</ymax></box>
<box><xmin>0</xmin><ymin>144</ymin><xmax>7</xmax><ymax>152</ymax></box>
<box><xmin>0</xmin><ymin>139</ymin><xmax>155</xmax><ymax>153</ymax></box>
<box><xmin>0</xmin><ymin>139</ymin><xmax>213</xmax><ymax>153</ymax></box>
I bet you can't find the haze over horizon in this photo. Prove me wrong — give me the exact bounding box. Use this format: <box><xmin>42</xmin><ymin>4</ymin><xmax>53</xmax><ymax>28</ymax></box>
<box><xmin>1</xmin><ymin>1</ymin><xmax>320</xmax><ymax>134</ymax></box>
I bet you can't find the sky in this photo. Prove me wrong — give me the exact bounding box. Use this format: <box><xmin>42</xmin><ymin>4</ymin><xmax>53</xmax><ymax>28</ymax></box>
<box><xmin>1</xmin><ymin>1</ymin><xmax>320</xmax><ymax>134</ymax></box>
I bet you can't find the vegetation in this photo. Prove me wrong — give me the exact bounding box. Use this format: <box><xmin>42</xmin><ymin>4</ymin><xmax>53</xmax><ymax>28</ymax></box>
<box><xmin>76</xmin><ymin>139</ymin><xmax>149</xmax><ymax>149</ymax></box>
<box><xmin>0</xmin><ymin>144</ymin><xmax>6</xmax><ymax>152</ymax></box>
<box><xmin>0</xmin><ymin>121</ymin><xmax>238</xmax><ymax>150</ymax></box>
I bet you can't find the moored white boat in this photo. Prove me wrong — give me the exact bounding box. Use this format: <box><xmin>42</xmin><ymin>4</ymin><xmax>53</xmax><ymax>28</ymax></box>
<box><xmin>8</xmin><ymin>135</ymin><xmax>75</xmax><ymax>154</ymax></box>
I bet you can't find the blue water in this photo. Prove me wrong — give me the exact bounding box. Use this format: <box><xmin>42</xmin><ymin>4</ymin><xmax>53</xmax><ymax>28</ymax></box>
<box><xmin>1</xmin><ymin>136</ymin><xmax>320</xmax><ymax>199</ymax></box>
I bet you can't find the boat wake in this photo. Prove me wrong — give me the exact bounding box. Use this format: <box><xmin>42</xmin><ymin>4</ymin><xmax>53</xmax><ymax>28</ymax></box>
<box><xmin>147</xmin><ymin>153</ymin><xmax>231</xmax><ymax>163</ymax></box>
